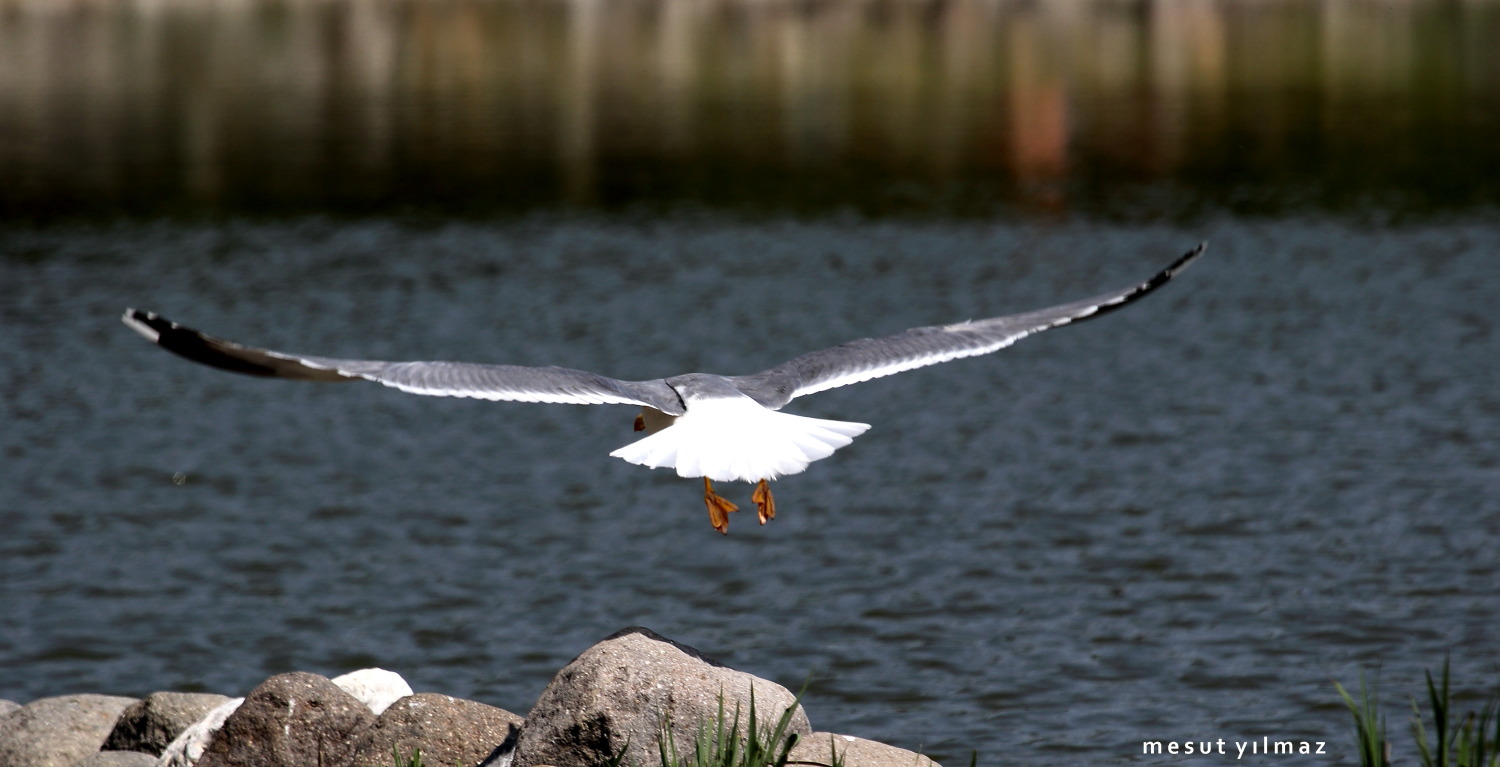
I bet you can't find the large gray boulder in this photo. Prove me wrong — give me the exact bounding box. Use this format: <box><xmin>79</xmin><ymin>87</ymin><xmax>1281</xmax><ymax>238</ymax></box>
<box><xmin>74</xmin><ymin>750</ymin><xmax>159</xmax><ymax>767</ymax></box>
<box><xmin>789</xmin><ymin>732</ymin><xmax>942</xmax><ymax>767</ymax></box>
<box><xmin>156</xmin><ymin>697</ymin><xmax>242</xmax><ymax>767</ymax></box>
<box><xmin>1</xmin><ymin>699</ymin><xmax>20</xmax><ymax>720</ymax></box>
<box><xmin>512</xmin><ymin>627</ymin><xmax>811</xmax><ymax>767</ymax></box>
<box><xmin>103</xmin><ymin>692</ymin><xmax>234</xmax><ymax>756</ymax></box>
<box><xmin>0</xmin><ymin>694</ymin><xmax>138</xmax><ymax>767</ymax></box>
<box><xmin>195</xmin><ymin>672</ymin><xmax>375</xmax><ymax>767</ymax></box>
<box><xmin>347</xmin><ymin>693</ymin><xmax>523</xmax><ymax>767</ymax></box>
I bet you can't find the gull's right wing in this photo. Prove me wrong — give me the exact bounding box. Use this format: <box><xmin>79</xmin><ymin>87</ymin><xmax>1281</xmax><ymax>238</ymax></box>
<box><xmin>731</xmin><ymin>243</ymin><xmax>1206</xmax><ymax>410</ymax></box>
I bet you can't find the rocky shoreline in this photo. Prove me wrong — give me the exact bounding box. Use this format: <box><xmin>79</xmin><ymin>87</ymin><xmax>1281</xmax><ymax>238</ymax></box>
<box><xmin>1</xmin><ymin>627</ymin><xmax>939</xmax><ymax>767</ymax></box>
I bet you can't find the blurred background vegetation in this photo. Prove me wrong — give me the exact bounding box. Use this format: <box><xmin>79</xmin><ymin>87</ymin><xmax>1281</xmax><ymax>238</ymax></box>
<box><xmin>1</xmin><ymin>0</ymin><xmax>1497</xmax><ymax>220</ymax></box>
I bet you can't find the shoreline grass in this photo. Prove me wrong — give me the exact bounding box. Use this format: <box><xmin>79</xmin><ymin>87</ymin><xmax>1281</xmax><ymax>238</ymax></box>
<box><xmin>654</xmin><ymin>690</ymin><xmax>814</xmax><ymax>767</ymax></box>
<box><xmin>1338</xmin><ymin>658</ymin><xmax>1500</xmax><ymax>767</ymax></box>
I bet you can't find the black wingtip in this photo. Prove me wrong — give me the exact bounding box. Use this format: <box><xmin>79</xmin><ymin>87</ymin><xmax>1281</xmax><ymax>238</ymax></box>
<box><xmin>1068</xmin><ymin>242</ymin><xmax>1206</xmax><ymax>323</ymax></box>
<box><xmin>121</xmin><ymin>308</ymin><xmax>287</xmax><ymax>377</ymax></box>
<box><xmin>123</xmin><ymin>308</ymin><xmax>358</xmax><ymax>381</ymax></box>
<box><xmin>121</xmin><ymin>308</ymin><xmax>166</xmax><ymax>343</ymax></box>
<box><xmin>1138</xmin><ymin>241</ymin><xmax>1207</xmax><ymax>296</ymax></box>
<box><xmin>1167</xmin><ymin>242</ymin><xmax>1208</xmax><ymax>276</ymax></box>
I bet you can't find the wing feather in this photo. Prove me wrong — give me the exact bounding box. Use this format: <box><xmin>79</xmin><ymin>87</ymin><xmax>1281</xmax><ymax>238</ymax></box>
<box><xmin>732</xmin><ymin>243</ymin><xmax>1205</xmax><ymax>409</ymax></box>
<box><xmin>121</xmin><ymin>309</ymin><xmax>684</xmax><ymax>414</ymax></box>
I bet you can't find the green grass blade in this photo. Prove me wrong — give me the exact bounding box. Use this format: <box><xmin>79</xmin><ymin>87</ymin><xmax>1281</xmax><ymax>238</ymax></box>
<box><xmin>1434</xmin><ymin>657</ymin><xmax>1453</xmax><ymax>767</ymax></box>
<box><xmin>657</xmin><ymin>685</ymin><xmax>810</xmax><ymax>767</ymax></box>
<box><xmin>390</xmin><ymin>746</ymin><xmax>424</xmax><ymax>767</ymax></box>
<box><xmin>1336</xmin><ymin>672</ymin><xmax>1389</xmax><ymax>767</ymax></box>
<box><xmin>1415</xmin><ymin>694</ymin><xmax>1437</xmax><ymax>767</ymax></box>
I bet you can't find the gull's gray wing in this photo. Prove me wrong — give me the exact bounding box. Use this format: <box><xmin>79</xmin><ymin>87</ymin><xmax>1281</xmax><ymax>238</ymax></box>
<box><xmin>731</xmin><ymin>243</ymin><xmax>1205</xmax><ymax>410</ymax></box>
<box><xmin>122</xmin><ymin>309</ymin><xmax>685</xmax><ymax>414</ymax></box>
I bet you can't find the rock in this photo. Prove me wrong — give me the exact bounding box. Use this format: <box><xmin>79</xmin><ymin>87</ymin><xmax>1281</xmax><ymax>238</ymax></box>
<box><xmin>512</xmin><ymin>627</ymin><xmax>811</xmax><ymax>767</ymax></box>
<box><xmin>195</xmin><ymin>672</ymin><xmax>375</xmax><ymax>767</ymax></box>
<box><xmin>156</xmin><ymin>697</ymin><xmax>242</xmax><ymax>767</ymax></box>
<box><xmin>1</xmin><ymin>699</ymin><xmax>20</xmax><ymax>720</ymax></box>
<box><xmin>790</xmin><ymin>732</ymin><xmax>942</xmax><ymax>767</ymax></box>
<box><xmin>103</xmin><ymin>692</ymin><xmax>234</xmax><ymax>756</ymax></box>
<box><xmin>347</xmin><ymin>693</ymin><xmax>523</xmax><ymax>767</ymax></box>
<box><xmin>0</xmin><ymin>694</ymin><xmax>137</xmax><ymax>767</ymax></box>
<box><xmin>75</xmin><ymin>751</ymin><xmax>160</xmax><ymax>767</ymax></box>
<box><xmin>331</xmin><ymin>669</ymin><xmax>414</xmax><ymax>717</ymax></box>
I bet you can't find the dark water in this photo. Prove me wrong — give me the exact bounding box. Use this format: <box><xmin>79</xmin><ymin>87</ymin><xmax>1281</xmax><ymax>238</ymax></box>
<box><xmin>4</xmin><ymin>217</ymin><xmax>1499</xmax><ymax>765</ymax></box>
<box><xmin>3</xmin><ymin>0</ymin><xmax>1500</xmax><ymax>220</ymax></box>
<box><xmin>4</xmin><ymin>0</ymin><xmax>1500</xmax><ymax>764</ymax></box>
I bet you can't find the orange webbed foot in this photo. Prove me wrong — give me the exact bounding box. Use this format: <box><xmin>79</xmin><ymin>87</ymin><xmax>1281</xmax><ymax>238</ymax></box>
<box><xmin>703</xmin><ymin>477</ymin><xmax>739</xmax><ymax>534</ymax></box>
<box><xmin>752</xmin><ymin>479</ymin><xmax>776</xmax><ymax>525</ymax></box>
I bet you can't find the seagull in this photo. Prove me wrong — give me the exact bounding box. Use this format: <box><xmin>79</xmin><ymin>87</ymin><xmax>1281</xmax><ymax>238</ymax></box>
<box><xmin>123</xmin><ymin>243</ymin><xmax>1204</xmax><ymax>533</ymax></box>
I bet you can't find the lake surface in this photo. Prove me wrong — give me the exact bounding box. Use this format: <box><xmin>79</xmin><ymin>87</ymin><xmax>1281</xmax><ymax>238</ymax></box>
<box><xmin>2</xmin><ymin>1</ymin><xmax>1500</xmax><ymax>765</ymax></box>
<box><xmin>4</xmin><ymin>217</ymin><xmax>1499</xmax><ymax>764</ymax></box>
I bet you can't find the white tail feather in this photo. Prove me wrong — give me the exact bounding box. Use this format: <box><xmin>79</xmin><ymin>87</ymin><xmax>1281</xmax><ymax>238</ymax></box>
<box><xmin>609</xmin><ymin>396</ymin><xmax>870</xmax><ymax>483</ymax></box>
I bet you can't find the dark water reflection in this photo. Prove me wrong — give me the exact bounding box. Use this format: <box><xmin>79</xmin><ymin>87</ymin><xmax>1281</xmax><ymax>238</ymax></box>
<box><xmin>3</xmin><ymin>217</ymin><xmax>1499</xmax><ymax>764</ymax></box>
<box><xmin>2</xmin><ymin>0</ymin><xmax>1499</xmax><ymax>219</ymax></box>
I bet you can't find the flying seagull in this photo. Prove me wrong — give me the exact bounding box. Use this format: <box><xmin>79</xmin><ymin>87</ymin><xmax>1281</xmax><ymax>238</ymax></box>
<box><xmin>123</xmin><ymin>243</ymin><xmax>1204</xmax><ymax>533</ymax></box>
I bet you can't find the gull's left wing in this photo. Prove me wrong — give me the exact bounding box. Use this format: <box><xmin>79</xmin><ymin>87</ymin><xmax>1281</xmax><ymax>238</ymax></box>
<box><xmin>122</xmin><ymin>309</ymin><xmax>685</xmax><ymax>413</ymax></box>
<box><xmin>731</xmin><ymin>243</ymin><xmax>1205</xmax><ymax>410</ymax></box>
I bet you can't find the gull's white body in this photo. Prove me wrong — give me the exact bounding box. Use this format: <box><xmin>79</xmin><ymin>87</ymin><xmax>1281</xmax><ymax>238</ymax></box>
<box><xmin>610</xmin><ymin>394</ymin><xmax>870</xmax><ymax>483</ymax></box>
